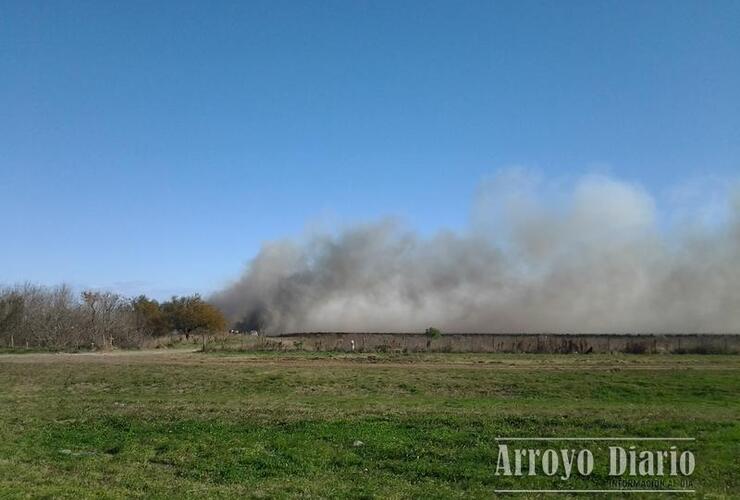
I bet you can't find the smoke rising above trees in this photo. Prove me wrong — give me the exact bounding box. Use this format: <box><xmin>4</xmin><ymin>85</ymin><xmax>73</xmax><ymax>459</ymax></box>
<box><xmin>211</xmin><ymin>172</ymin><xmax>740</xmax><ymax>334</ymax></box>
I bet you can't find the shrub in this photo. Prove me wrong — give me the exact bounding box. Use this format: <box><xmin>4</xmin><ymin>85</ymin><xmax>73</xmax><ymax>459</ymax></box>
<box><xmin>424</xmin><ymin>327</ymin><xmax>442</xmax><ymax>339</ymax></box>
<box><xmin>160</xmin><ymin>295</ymin><xmax>227</xmax><ymax>335</ymax></box>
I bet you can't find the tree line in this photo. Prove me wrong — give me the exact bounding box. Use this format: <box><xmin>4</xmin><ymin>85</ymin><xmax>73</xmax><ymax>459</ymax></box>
<box><xmin>0</xmin><ymin>284</ymin><xmax>227</xmax><ymax>350</ymax></box>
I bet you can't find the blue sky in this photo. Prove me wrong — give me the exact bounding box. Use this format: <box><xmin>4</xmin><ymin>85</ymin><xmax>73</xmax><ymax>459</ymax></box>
<box><xmin>1</xmin><ymin>1</ymin><xmax>738</xmax><ymax>298</ymax></box>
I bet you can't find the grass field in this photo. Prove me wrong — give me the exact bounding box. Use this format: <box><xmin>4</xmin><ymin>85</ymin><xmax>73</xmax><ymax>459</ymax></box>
<box><xmin>0</xmin><ymin>350</ymin><xmax>737</xmax><ymax>498</ymax></box>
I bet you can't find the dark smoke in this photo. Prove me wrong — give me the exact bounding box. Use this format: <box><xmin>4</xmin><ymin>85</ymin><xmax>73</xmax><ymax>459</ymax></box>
<box><xmin>212</xmin><ymin>172</ymin><xmax>740</xmax><ymax>334</ymax></box>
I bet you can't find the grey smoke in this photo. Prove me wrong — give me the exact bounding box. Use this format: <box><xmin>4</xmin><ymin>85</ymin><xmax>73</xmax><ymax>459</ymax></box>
<box><xmin>212</xmin><ymin>172</ymin><xmax>740</xmax><ymax>334</ymax></box>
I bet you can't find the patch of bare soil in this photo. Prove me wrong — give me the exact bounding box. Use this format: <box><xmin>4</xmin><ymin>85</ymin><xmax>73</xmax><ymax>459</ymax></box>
<box><xmin>0</xmin><ymin>349</ymin><xmax>737</xmax><ymax>371</ymax></box>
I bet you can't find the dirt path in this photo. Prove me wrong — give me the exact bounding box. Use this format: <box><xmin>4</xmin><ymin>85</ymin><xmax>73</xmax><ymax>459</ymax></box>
<box><xmin>0</xmin><ymin>349</ymin><xmax>197</xmax><ymax>364</ymax></box>
<box><xmin>0</xmin><ymin>349</ymin><xmax>737</xmax><ymax>371</ymax></box>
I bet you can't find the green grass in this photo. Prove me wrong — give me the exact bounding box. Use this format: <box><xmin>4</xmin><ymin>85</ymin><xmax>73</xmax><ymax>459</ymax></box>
<box><xmin>0</xmin><ymin>351</ymin><xmax>737</xmax><ymax>498</ymax></box>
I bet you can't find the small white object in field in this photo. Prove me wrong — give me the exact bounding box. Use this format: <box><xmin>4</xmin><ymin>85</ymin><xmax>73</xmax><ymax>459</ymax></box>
<box><xmin>353</xmin><ymin>440</ymin><xmax>364</xmax><ymax>447</ymax></box>
<box><xmin>351</xmin><ymin>340</ymin><xmax>355</xmax><ymax>352</ymax></box>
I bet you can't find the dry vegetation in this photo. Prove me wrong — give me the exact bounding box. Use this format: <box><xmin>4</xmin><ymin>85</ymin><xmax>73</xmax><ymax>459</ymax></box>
<box><xmin>0</xmin><ymin>284</ymin><xmax>226</xmax><ymax>351</ymax></box>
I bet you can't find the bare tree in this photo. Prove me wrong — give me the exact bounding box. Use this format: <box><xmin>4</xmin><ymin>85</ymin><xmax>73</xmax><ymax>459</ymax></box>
<box><xmin>0</xmin><ymin>284</ymin><xmax>226</xmax><ymax>351</ymax></box>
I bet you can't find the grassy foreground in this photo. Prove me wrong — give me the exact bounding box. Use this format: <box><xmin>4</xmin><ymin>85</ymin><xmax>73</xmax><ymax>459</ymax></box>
<box><xmin>0</xmin><ymin>350</ymin><xmax>737</xmax><ymax>498</ymax></box>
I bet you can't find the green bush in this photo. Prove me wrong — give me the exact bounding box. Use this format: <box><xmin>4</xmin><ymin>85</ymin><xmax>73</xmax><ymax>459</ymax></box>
<box><xmin>424</xmin><ymin>327</ymin><xmax>442</xmax><ymax>339</ymax></box>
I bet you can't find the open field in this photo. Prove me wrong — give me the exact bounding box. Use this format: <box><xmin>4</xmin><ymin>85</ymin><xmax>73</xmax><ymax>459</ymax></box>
<box><xmin>0</xmin><ymin>350</ymin><xmax>738</xmax><ymax>498</ymax></box>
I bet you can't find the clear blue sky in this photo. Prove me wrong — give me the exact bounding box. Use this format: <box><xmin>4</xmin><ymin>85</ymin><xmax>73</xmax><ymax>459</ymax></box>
<box><xmin>1</xmin><ymin>1</ymin><xmax>738</xmax><ymax>298</ymax></box>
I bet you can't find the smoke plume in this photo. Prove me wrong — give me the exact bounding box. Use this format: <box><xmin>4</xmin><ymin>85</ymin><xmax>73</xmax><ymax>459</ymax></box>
<box><xmin>212</xmin><ymin>172</ymin><xmax>740</xmax><ymax>334</ymax></box>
